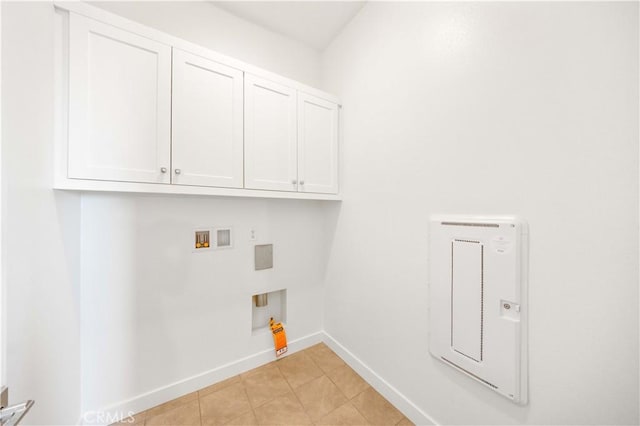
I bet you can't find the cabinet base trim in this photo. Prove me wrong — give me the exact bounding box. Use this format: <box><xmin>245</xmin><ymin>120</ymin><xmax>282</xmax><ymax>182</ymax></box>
<box><xmin>54</xmin><ymin>178</ymin><xmax>341</xmax><ymax>201</ymax></box>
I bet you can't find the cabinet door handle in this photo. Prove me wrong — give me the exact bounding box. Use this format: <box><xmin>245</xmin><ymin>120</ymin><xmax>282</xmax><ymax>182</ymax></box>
<box><xmin>291</xmin><ymin>179</ymin><xmax>297</xmax><ymax>185</ymax></box>
<box><xmin>160</xmin><ymin>167</ymin><xmax>167</xmax><ymax>173</ymax></box>
<box><xmin>175</xmin><ymin>169</ymin><xmax>181</xmax><ymax>175</ymax></box>
<box><xmin>300</xmin><ymin>181</ymin><xmax>305</xmax><ymax>185</ymax></box>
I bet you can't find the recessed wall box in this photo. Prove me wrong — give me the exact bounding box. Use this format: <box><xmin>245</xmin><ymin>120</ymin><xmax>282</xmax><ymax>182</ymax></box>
<box><xmin>255</xmin><ymin>244</ymin><xmax>273</xmax><ymax>270</ymax></box>
<box><xmin>429</xmin><ymin>215</ymin><xmax>528</xmax><ymax>404</ymax></box>
<box><xmin>215</xmin><ymin>227</ymin><xmax>233</xmax><ymax>249</ymax></box>
<box><xmin>254</xmin><ymin>293</ymin><xmax>268</xmax><ymax>307</ymax></box>
<box><xmin>194</xmin><ymin>229</ymin><xmax>211</xmax><ymax>251</ymax></box>
<box><xmin>252</xmin><ymin>289</ymin><xmax>286</xmax><ymax>333</ymax></box>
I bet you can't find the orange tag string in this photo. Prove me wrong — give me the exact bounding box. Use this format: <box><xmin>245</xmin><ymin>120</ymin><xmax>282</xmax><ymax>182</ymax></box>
<box><xmin>270</xmin><ymin>317</ymin><xmax>288</xmax><ymax>357</ymax></box>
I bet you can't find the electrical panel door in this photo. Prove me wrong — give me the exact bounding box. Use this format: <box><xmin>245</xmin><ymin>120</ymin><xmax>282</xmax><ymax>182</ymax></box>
<box><xmin>429</xmin><ymin>215</ymin><xmax>528</xmax><ymax>404</ymax></box>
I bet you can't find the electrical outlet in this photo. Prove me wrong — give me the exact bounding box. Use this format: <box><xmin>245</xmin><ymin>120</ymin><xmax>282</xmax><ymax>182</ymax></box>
<box><xmin>250</xmin><ymin>228</ymin><xmax>256</xmax><ymax>241</ymax></box>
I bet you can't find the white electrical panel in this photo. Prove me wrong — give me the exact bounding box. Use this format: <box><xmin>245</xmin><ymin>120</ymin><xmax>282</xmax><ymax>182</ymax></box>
<box><xmin>429</xmin><ymin>215</ymin><xmax>528</xmax><ymax>404</ymax></box>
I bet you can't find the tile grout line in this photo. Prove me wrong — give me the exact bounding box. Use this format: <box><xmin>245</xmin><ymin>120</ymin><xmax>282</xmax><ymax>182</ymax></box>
<box><xmin>329</xmin><ymin>366</ymin><xmax>371</xmax><ymax>424</ymax></box>
<box><xmin>127</xmin><ymin>343</ymin><xmax>409</xmax><ymax>426</ymax></box>
<box><xmin>278</xmin><ymin>352</ymin><xmax>315</xmax><ymax>425</ymax></box>
<box><xmin>316</xmin><ymin>360</ymin><xmax>359</xmax><ymax>424</ymax></box>
<box><xmin>281</xmin><ymin>346</ymin><xmax>325</xmax><ymax>425</ymax></box>
<box><xmin>312</xmin><ymin>348</ymin><xmax>375</xmax><ymax>425</ymax></box>
<box><xmin>347</xmin><ymin>388</ymin><xmax>373</xmax><ymax>425</ymax></box>
<box><xmin>240</xmin><ymin>382</ymin><xmax>256</xmax><ymax>424</ymax></box>
<box><xmin>298</xmin><ymin>346</ymin><xmax>355</xmax><ymax>426</ymax></box>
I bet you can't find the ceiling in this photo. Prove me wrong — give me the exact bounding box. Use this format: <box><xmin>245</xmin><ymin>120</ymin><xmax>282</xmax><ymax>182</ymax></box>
<box><xmin>213</xmin><ymin>1</ymin><xmax>366</xmax><ymax>51</ymax></box>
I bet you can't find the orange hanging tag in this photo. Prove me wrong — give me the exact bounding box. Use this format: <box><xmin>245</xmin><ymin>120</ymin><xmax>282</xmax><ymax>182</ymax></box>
<box><xmin>270</xmin><ymin>317</ymin><xmax>288</xmax><ymax>357</ymax></box>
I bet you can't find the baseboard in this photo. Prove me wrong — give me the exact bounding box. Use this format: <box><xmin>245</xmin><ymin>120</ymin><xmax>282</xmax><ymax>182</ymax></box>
<box><xmin>322</xmin><ymin>331</ymin><xmax>440</xmax><ymax>426</ymax></box>
<box><xmin>81</xmin><ymin>331</ymin><xmax>324</xmax><ymax>426</ymax></box>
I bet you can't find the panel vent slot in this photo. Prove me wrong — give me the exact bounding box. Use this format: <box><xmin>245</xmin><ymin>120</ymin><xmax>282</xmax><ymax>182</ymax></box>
<box><xmin>441</xmin><ymin>357</ymin><xmax>498</xmax><ymax>390</ymax></box>
<box><xmin>442</xmin><ymin>222</ymin><xmax>499</xmax><ymax>228</ymax></box>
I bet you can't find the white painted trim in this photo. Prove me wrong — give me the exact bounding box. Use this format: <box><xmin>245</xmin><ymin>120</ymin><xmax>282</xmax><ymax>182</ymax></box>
<box><xmin>53</xmin><ymin>179</ymin><xmax>341</xmax><ymax>201</ymax></box>
<box><xmin>322</xmin><ymin>332</ymin><xmax>440</xmax><ymax>426</ymax></box>
<box><xmin>82</xmin><ymin>331</ymin><xmax>324</xmax><ymax>426</ymax></box>
<box><xmin>53</xmin><ymin>1</ymin><xmax>340</xmax><ymax>105</ymax></box>
<box><xmin>0</xmin><ymin>0</ymin><xmax>5</xmax><ymax>392</ymax></box>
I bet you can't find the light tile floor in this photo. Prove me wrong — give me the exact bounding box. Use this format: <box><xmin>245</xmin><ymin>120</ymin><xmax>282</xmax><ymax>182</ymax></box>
<box><xmin>116</xmin><ymin>343</ymin><xmax>413</xmax><ymax>426</ymax></box>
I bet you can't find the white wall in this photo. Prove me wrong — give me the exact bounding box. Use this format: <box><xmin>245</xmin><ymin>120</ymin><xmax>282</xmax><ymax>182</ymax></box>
<box><xmin>2</xmin><ymin>2</ymin><xmax>81</xmax><ymax>424</ymax></box>
<box><xmin>4</xmin><ymin>1</ymin><xmax>638</xmax><ymax>424</ymax></box>
<box><xmin>76</xmin><ymin>1</ymin><xmax>331</xmax><ymax>418</ymax></box>
<box><xmin>3</xmin><ymin>1</ymin><xmax>330</xmax><ymax>423</ymax></box>
<box><xmin>80</xmin><ymin>194</ymin><xmax>330</xmax><ymax>413</ymax></box>
<box><xmin>90</xmin><ymin>1</ymin><xmax>321</xmax><ymax>87</ymax></box>
<box><xmin>321</xmin><ymin>2</ymin><xmax>639</xmax><ymax>425</ymax></box>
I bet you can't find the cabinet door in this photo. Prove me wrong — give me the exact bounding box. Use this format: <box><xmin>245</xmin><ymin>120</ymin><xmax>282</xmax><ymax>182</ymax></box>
<box><xmin>297</xmin><ymin>93</ymin><xmax>339</xmax><ymax>194</ymax></box>
<box><xmin>172</xmin><ymin>49</ymin><xmax>243</xmax><ymax>188</ymax></box>
<box><xmin>67</xmin><ymin>13</ymin><xmax>171</xmax><ymax>184</ymax></box>
<box><xmin>244</xmin><ymin>74</ymin><xmax>297</xmax><ymax>192</ymax></box>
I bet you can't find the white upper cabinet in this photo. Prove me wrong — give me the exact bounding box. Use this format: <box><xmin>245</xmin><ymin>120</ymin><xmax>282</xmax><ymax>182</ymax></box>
<box><xmin>297</xmin><ymin>93</ymin><xmax>339</xmax><ymax>194</ymax></box>
<box><xmin>67</xmin><ymin>13</ymin><xmax>172</xmax><ymax>184</ymax></box>
<box><xmin>56</xmin><ymin>4</ymin><xmax>341</xmax><ymax>200</ymax></box>
<box><xmin>172</xmin><ymin>49</ymin><xmax>244</xmax><ymax>188</ymax></box>
<box><xmin>244</xmin><ymin>74</ymin><xmax>298</xmax><ymax>192</ymax></box>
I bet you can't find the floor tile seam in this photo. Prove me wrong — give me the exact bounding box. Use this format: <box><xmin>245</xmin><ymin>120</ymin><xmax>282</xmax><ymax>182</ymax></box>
<box><xmin>312</xmin><ymin>375</ymin><xmax>350</xmax><ymax>418</ymax></box>
<box><xmin>134</xmin><ymin>346</ymin><xmax>324</xmax><ymax>420</ymax></box>
<box><xmin>146</xmin><ymin>392</ymin><xmax>199</xmax><ymax>420</ymax></box>
<box><xmin>319</xmin><ymin>354</ymin><xmax>345</xmax><ymax>373</ymax></box>
<box><xmin>298</xmin><ymin>373</ymin><xmax>351</xmax><ymax>425</ymax></box>
<box><xmin>204</xmin><ymin>384</ymin><xmax>254</xmax><ymax>422</ymax></box>
<box><xmin>296</xmin><ymin>351</ymin><xmax>326</xmax><ymax>389</ymax></box>
<box><xmin>306</xmin><ymin>349</ymin><xmax>342</xmax><ymax>373</ymax></box>
<box><xmin>350</xmin><ymin>402</ymin><xmax>373</xmax><ymax>426</ymax></box>
<box><xmin>199</xmin><ymin>378</ymin><xmax>239</xmax><ymax>400</ymax></box>
<box><xmin>243</xmin><ymin>364</ymin><xmax>281</xmax><ymax>383</ymax></box>
<box><xmin>288</xmin><ymin>374</ymin><xmax>316</xmax><ymax>425</ymax></box>
<box><xmin>311</xmin><ymin>399</ymin><xmax>354</xmax><ymax>426</ymax></box>
<box><xmin>350</xmin><ymin>387</ymin><xmax>404</xmax><ymax>426</ymax></box>
<box><xmin>221</xmin><ymin>397</ymin><xmax>256</xmax><ymax>426</ymax></box>
<box><xmin>303</xmin><ymin>350</ymin><xmax>324</xmax><ymax>373</ymax></box>
<box><xmin>325</xmin><ymin>364</ymin><xmax>368</xmax><ymax>402</ymax></box>
<box><xmin>241</xmin><ymin>361</ymin><xmax>278</xmax><ymax>381</ymax></box>
<box><xmin>274</xmin><ymin>357</ymin><xmax>307</xmax><ymax>391</ymax></box>
<box><xmin>244</xmin><ymin>370</ymin><xmax>293</xmax><ymax>411</ymax></box>
<box><xmin>196</xmin><ymin>396</ymin><xmax>203</xmax><ymax>426</ymax></box>
<box><xmin>394</xmin><ymin>416</ymin><xmax>410</xmax><ymax>426</ymax></box>
<box><xmin>137</xmin><ymin>347</ymin><xmax>376</xmax><ymax>426</ymax></box>
<box><xmin>348</xmin><ymin>388</ymin><xmax>376</xmax><ymax>425</ymax></box>
<box><xmin>238</xmin><ymin>383</ymin><xmax>257</xmax><ymax>420</ymax></box>
<box><xmin>286</xmin><ymin>373</ymin><xmax>320</xmax><ymax>390</ymax></box>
